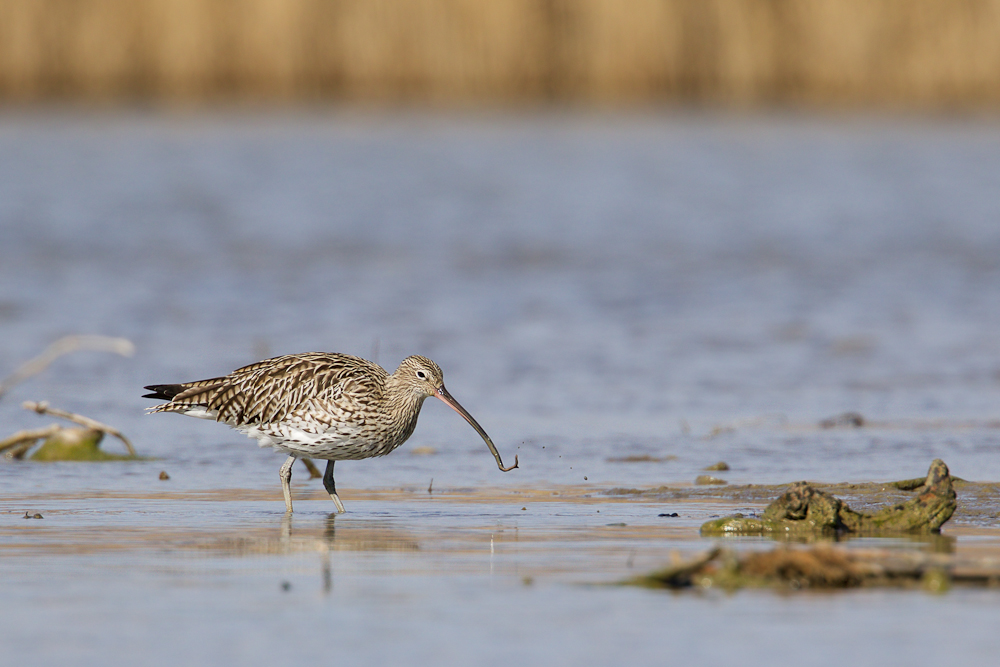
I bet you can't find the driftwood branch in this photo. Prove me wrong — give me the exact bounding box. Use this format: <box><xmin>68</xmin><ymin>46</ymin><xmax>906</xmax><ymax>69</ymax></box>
<box><xmin>0</xmin><ymin>426</ymin><xmax>62</xmax><ymax>459</ymax></box>
<box><xmin>22</xmin><ymin>401</ymin><xmax>137</xmax><ymax>456</ymax></box>
<box><xmin>0</xmin><ymin>335</ymin><xmax>135</xmax><ymax>400</ymax></box>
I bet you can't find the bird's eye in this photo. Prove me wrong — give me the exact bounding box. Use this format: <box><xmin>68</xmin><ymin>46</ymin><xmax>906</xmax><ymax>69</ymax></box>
<box><xmin>416</xmin><ymin>371</ymin><xmax>427</xmax><ymax>379</ymax></box>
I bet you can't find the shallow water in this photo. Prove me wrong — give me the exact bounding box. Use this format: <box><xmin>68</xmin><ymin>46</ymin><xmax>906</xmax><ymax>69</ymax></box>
<box><xmin>5</xmin><ymin>489</ymin><xmax>1000</xmax><ymax>667</ymax></box>
<box><xmin>3</xmin><ymin>110</ymin><xmax>1000</xmax><ymax>665</ymax></box>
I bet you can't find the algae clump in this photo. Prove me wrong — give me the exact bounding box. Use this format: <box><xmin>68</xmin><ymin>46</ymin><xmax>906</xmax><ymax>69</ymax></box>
<box><xmin>701</xmin><ymin>459</ymin><xmax>956</xmax><ymax>537</ymax></box>
<box><xmin>30</xmin><ymin>428</ymin><xmax>137</xmax><ymax>461</ymax></box>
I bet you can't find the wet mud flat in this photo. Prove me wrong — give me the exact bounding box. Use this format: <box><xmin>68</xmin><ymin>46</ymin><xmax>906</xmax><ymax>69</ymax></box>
<box><xmin>4</xmin><ymin>483</ymin><xmax>1000</xmax><ymax>666</ymax></box>
<box><xmin>4</xmin><ymin>480</ymin><xmax>1000</xmax><ymax>585</ymax></box>
<box><xmin>4</xmin><ymin>472</ymin><xmax>1000</xmax><ymax>583</ymax></box>
<box><xmin>1</xmin><ymin>486</ymin><xmax>727</xmax><ymax>575</ymax></box>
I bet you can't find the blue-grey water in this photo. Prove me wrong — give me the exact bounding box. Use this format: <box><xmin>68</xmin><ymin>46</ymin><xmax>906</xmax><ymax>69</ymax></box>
<box><xmin>2</xmin><ymin>110</ymin><xmax>1000</xmax><ymax>666</ymax></box>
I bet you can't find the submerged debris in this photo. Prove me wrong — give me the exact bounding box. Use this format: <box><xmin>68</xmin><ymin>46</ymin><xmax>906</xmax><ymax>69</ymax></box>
<box><xmin>607</xmin><ymin>454</ymin><xmax>678</xmax><ymax>463</ymax></box>
<box><xmin>700</xmin><ymin>460</ymin><xmax>956</xmax><ymax>537</ymax></box>
<box><xmin>695</xmin><ymin>475</ymin><xmax>727</xmax><ymax>486</ymax></box>
<box><xmin>1</xmin><ymin>426</ymin><xmax>60</xmax><ymax>459</ymax></box>
<box><xmin>626</xmin><ymin>543</ymin><xmax>1000</xmax><ymax>591</ymax></box>
<box><xmin>819</xmin><ymin>412</ymin><xmax>865</xmax><ymax>428</ymax></box>
<box><xmin>1</xmin><ymin>402</ymin><xmax>138</xmax><ymax>461</ymax></box>
<box><xmin>25</xmin><ymin>401</ymin><xmax>136</xmax><ymax>456</ymax></box>
<box><xmin>703</xmin><ymin>461</ymin><xmax>730</xmax><ymax>471</ymax></box>
<box><xmin>29</xmin><ymin>427</ymin><xmax>135</xmax><ymax>462</ymax></box>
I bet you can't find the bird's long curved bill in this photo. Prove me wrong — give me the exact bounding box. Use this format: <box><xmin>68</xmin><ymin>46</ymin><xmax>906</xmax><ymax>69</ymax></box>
<box><xmin>436</xmin><ymin>387</ymin><xmax>518</xmax><ymax>472</ymax></box>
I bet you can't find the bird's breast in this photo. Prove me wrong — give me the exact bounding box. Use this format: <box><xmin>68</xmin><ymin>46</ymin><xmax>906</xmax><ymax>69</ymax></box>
<box><xmin>234</xmin><ymin>410</ymin><xmax>419</xmax><ymax>461</ymax></box>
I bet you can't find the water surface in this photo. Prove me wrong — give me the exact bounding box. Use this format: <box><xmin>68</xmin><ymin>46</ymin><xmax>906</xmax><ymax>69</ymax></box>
<box><xmin>2</xmin><ymin>110</ymin><xmax>1000</xmax><ymax>665</ymax></box>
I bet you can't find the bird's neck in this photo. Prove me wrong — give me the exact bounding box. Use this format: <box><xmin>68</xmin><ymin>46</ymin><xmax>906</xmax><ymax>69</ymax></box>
<box><xmin>383</xmin><ymin>377</ymin><xmax>429</xmax><ymax>432</ymax></box>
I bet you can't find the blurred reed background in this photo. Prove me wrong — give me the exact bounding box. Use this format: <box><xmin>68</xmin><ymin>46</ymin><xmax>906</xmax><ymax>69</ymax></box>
<box><xmin>1</xmin><ymin>0</ymin><xmax>999</xmax><ymax>106</ymax></box>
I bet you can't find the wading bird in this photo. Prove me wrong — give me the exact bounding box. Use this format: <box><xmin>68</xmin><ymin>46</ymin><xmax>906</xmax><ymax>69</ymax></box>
<box><xmin>144</xmin><ymin>353</ymin><xmax>517</xmax><ymax>513</ymax></box>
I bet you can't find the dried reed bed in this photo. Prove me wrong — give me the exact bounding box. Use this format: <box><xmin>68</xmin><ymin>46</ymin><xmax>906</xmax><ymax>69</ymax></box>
<box><xmin>1</xmin><ymin>0</ymin><xmax>1000</xmax><ymax>106</ymax></box>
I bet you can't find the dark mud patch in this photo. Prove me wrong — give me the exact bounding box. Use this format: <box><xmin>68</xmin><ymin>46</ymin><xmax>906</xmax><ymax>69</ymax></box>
<box><xmin>606</xmin><ymin>455</ymin><xmax>678</xmax><ymax>463</ymax></box>
<box><xmin>626</xmin><ymin>544</ymin><xmax>1000</xmax><ymax>592</ymax></box>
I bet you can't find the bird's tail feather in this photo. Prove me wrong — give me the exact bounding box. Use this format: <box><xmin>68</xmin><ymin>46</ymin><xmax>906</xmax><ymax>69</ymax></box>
<box><xmin>142</xmin><ymin>384</ymin><xmax>184</xmax><ymax>400</ymax></box>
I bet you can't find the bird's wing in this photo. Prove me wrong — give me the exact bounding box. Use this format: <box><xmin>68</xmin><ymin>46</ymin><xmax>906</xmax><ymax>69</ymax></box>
<box><xmin>147</xmin><ymin>353</ymin><xmax>388</xmax><ymax>426</ymax></box>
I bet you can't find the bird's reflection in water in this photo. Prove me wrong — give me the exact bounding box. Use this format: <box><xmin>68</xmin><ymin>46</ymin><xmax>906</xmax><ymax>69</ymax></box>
<box><xmin>322</xmin><ymin>513</ymin><xmax>336</xmax><ymax>593</ymax></box>
<box><xmin>280</xmin><ymin>512</ymin><xmax>293</xmax><ymax>545</ymax></box>
<box><xmin>269</xmin><ymin>509</ymin><xmax>420</xmax><ymax>594</ymax></box>
<box><xmin>273</xmin><ymin>511</ymin><xmax>418</xmax><ymax>551</ymax></box>
<box><xmin>324</xmin><ymin>512</ymin><xmax>337</xmax><ymax>543</ymax></box>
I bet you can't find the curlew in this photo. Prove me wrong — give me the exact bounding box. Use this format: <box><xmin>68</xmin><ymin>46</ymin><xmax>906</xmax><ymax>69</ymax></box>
<box><xmin>143</xmin><ymin>353</ymin><xmax>517</xmax><ymax>513</ymax></box>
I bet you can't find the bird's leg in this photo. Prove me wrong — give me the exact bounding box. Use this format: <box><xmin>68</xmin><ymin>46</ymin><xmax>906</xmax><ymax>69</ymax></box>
<box><xmin>300</xmin><ymin>457</ymin><xmax>323</xmax><ymax>478</ymax></box>
<box><xmin>279</xmin><ymin>455</ymin><xmax>296</xmax><ymax>513</ymax></box>
<box><xmin>323</xmin><ymin>460</ymin><xmax>347</xmax><ymax>514</ymax></box>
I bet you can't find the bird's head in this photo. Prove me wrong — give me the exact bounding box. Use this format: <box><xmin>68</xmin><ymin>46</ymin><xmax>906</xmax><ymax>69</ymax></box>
<box><xmin>392</xmin><ymin>355</ymin><xmax>518</xmax><ymax>473</ymax></box>
<box><xmin>394</xmin><ymin>355</ymin><xmax>445</xmax><ymax>399</ymax></box>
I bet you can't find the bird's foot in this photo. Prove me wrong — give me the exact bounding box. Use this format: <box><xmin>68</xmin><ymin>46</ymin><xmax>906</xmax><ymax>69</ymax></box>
<box><xmin>330</xmin><ymin>493</ymin><xmax>346</xmax><ymax>514</ymax></box>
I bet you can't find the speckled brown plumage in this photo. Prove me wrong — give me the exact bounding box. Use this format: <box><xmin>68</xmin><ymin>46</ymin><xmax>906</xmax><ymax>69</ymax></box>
<box><xmin>144</xmin><ymin>353</ymin><xmax>517</xmax><ymax>513</ymax></box>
